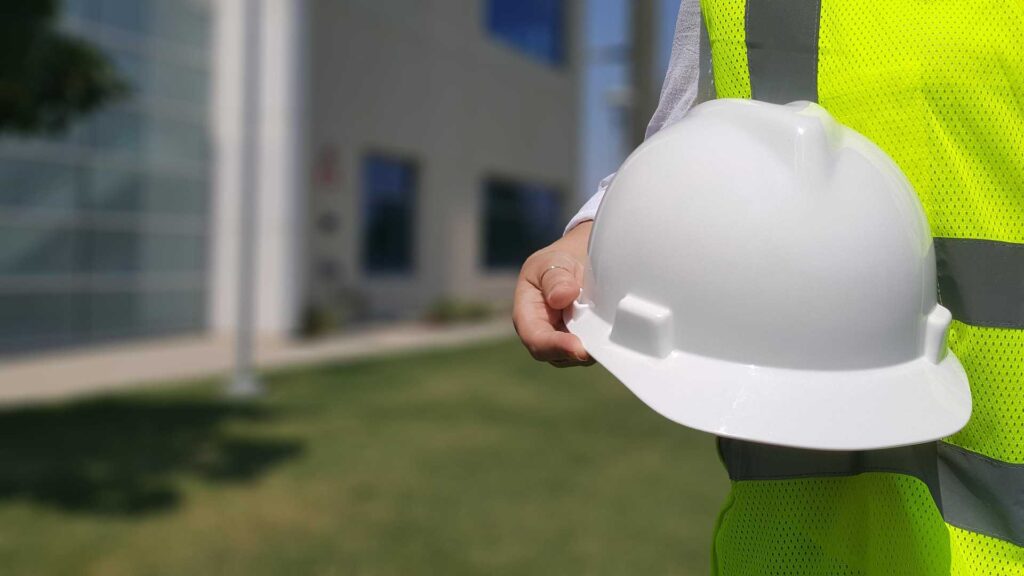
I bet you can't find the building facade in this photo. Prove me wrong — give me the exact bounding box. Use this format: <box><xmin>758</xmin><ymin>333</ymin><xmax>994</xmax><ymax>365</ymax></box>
<box><xmin>0</xmin><ymin>0</ymin><xmax>213</xmax><ymax>354</ymax></box>
<box><xmin>0</xmin><ymin>0</ymin><xmax>579</xmax><ymax>355</ymax></box>
<box><xmin>305</xmin><ymin>0</ymin><xmax>580</xmax><ymax>326</ymax></box>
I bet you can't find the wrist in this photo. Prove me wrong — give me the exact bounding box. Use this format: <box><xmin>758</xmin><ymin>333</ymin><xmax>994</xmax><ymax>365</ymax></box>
<box><xmin>553</xmin><ymin>221</ymin><xmax>592</xmax><ymax>261</ymax></box>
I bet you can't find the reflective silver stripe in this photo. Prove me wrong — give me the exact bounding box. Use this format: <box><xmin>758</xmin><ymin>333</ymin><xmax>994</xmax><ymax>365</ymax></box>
<box><xmin>938</xmin><ymin>443</ymin><xmax>1024</xmax><ymax>547</ymax></box>
<box><xmin>717</xmin><ymin>438</ymin><xmax>942</xmax><ymax>504</ymax></box>
<box><xmin>744</xmin><ymin>0</ymin><xmax>821</xmax><ymax>104</ymax></box>
<box><xmin>721</xmin><ymin>438</ymin><xmax>1024</xmax><ymax>546</ymax></box>
<box><xmin>935</xmin><ymin>237</ymin><xmax>1024</xmax><ymax>329</ymax></box>
<box><xmin>697</xmin><ymin>14</ymin><xmax>716</xmax><ymax>102</ymax></box>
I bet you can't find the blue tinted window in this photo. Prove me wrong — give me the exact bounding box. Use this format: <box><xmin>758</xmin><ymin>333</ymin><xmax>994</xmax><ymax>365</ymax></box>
<box><xmin>486</xmin><ymin>0</ymin><xmax>565</xmax><ymax>66</ymax></box>
<box><xmin>362</xmin><ymin>155</ymin><xmax>417</xmax><ymax>274</ymax></box>
<box><xmin>484</xmin><ymin>178</ymin><xmax>562</xmax><ymax>269</ymax></box>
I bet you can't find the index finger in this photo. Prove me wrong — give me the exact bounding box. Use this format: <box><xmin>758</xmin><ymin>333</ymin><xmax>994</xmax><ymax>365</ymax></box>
<box><xmin>513</xmin><ymin>278</ymin><xmax>591</xmax><ymax>363</ymax></box>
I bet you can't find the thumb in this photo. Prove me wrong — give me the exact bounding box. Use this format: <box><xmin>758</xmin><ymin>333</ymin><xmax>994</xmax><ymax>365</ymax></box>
<box><xmin>538</xmin><ymin>257</ymin><xmax>583</xmax><ymax>311</ymax></box>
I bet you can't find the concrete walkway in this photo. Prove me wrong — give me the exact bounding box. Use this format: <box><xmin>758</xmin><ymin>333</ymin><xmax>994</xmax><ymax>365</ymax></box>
<box><xmin>0</xmin><ymin>320</ymin><xmax>514</xmax><ymax>406</ymax></box>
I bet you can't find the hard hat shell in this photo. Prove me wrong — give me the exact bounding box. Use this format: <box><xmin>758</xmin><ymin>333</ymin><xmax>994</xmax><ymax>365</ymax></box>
<box><xmin>566</xmin><ymin>99</ymin><xmax>971</xmax><ymax>451</ymax></box>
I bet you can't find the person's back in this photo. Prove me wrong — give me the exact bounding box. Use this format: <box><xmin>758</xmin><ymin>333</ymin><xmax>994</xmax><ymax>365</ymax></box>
<box><xmin>512</xmin><ymin>0</ymin><xmax>1024</xmax><ymax>573</ymax></box>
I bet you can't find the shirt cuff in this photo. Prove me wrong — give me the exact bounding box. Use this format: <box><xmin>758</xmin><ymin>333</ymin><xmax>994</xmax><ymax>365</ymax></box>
<box><xmin>564</xmin><ymin>173</ymin><xmax>614</xmax><ymax>235</ymax></box>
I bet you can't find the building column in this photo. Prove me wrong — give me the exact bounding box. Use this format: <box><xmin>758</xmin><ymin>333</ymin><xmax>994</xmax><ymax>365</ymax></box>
<box><xmin>210</xmin><ymin>0</ymin><xmax>308</xmax><ymax>338</ymax></box>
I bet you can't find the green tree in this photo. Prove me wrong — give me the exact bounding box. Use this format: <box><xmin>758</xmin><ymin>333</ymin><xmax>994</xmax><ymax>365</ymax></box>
<box><xmin>0</xmin><ymin>0</ymin><xmax>126</xmax><ymax>134</ymax></box>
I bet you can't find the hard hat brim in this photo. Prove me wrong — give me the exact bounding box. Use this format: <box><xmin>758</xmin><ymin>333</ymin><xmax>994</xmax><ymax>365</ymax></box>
<box><xmin>567</xmin><ymin>303</ymin><xmax>972</xmax><ymax>451</ymax></box>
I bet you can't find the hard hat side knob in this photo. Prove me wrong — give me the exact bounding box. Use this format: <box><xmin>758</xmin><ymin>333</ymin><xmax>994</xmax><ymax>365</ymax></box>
<box><xmin>924</xmin><ymin>305</ymin><xmax>953</xmax><ymax>364</ymax></box>
<box><xmin>608</xmin><ymin>294</ymin><xmax>674</xmax><ymax>359</ymax></box>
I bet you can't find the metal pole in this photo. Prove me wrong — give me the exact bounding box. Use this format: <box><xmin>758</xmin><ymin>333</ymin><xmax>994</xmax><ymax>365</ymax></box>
<box><xmin>229</xmin><ymin>0</ymin><xmax>263</xmax><ymax>397</ymax></box>
<box><xmin>629</xmin><ymin>0</ymin><xmax>658</xmax><ymax>148</ymax></box>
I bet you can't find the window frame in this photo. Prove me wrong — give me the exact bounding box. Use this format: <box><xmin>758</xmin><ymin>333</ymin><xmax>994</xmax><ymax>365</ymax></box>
<box><xmin>481</xmin><ymin>174</ymin><xmax>565</xmax><ymax>272</ymax></box>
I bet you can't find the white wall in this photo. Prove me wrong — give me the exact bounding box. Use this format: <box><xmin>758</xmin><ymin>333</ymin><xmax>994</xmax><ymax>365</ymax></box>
<box><xmin>307</xmin><ymin>0</ymin><xmax>581</xmax><ymax>319</ymax></box>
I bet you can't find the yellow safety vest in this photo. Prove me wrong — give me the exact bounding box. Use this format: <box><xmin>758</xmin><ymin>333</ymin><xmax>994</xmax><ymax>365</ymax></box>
<box><xmin>699</xmin><ymin>0</ymin><xmax>1024</xmax><ymax>574</ymax></box>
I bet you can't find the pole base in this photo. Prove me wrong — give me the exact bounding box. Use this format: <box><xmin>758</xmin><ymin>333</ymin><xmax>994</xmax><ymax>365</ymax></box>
<box><xmin>227</xmin><ymin>372</ymin><xmax>263</xmax><ymax>398</ymax></box>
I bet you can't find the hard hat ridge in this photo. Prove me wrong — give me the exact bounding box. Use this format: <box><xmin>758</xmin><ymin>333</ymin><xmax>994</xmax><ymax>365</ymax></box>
<box><xmin>692</xmin><ymin>99</ymin><xmax>844</xmax><ymax>194</ymax></box>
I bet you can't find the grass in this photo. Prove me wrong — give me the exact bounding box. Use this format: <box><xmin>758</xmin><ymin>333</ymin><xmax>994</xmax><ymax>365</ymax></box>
<box><xmin>0</xmin><ymin>338</ymin><xmax>729</xmax><ymax>575</ymax></box>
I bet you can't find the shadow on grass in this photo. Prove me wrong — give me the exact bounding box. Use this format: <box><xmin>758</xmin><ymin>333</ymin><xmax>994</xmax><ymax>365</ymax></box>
<box><xmin>0</xmin><ymin>395</ymin><xmax>303</xmax><ymax>516</ymax></box>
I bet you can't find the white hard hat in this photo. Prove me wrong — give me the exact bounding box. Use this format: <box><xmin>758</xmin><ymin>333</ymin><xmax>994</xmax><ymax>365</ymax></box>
<box><xmin>566</xmin><ymin>99</ymin><xmax>971</xmax><ymax>451</ymax></box>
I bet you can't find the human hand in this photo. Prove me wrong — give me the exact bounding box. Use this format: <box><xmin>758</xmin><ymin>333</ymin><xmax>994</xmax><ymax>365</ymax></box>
<box><xmin>512</xmin><ymin>222</ymin><xmax>594</xmax><ymax>367</ymax></box>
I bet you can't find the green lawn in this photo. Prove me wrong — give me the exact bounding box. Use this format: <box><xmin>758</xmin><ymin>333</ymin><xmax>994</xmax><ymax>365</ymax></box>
<box><xmin>0</xmin><ymin>338</ymin><xmax>729</xmax><ymax>575</ymax></box>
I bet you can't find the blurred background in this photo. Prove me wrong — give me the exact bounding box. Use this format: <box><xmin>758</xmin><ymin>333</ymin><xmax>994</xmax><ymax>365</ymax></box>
<box><xmin>0</xmin><ymin>1</ymin><xmax>727</xmax><ymax>574</ymax></box>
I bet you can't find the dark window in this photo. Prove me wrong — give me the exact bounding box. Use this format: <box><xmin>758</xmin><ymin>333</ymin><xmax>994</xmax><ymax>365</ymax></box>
<box><xmin>484</xmin><ymin>178</ymin><xmax>562</xmax><ymax>269</ymax></box>
<box><xmin>362</xmin><ymin>155</ymin><xmax>416</xmax><ymax>274</ymax></box>
<box><xmin>486</xmin><ymin>0</ymin><xmax>565</xmax><ymax>66</ymax></box>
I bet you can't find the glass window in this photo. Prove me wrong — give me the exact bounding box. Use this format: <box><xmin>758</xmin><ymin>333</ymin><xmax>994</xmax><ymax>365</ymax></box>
<box><xmin>0</xmin><ymin>227</ymin><xmax>78</xmax><ymax>275</ymax></box>
<box><xmin>150</xmin><ymin>0</ymin><xmax>211</xmax><ymax>48</ymax></box>
<box><xmin>146</xmin><ymin>114</ymin><xmax>207</xmax><ymax>168</ymax></box>
<box><xmin>137</xmin><ymin>289</ymin><xmax>204</xmax><ymax>334</ymax></box>
<box><xmin>1</xmin><ymin>0</ymin><xmax>213</xmax><ymax>355</ymax></box>
<box><xmin>361</xmin><ymin>155</ymin><xmax>416</xmax><ymax>274</ymax></box>
<box><xmin>88</xmin><ymin>107</ymin><xmax>207</xmax><ymax>168</ymax></box>
<box><xmin>86</xmin><ymin>229</ymin><xmax>205</xmax><ymax>274</ymax></box>
<box><xmin>0</xmin><ymin>159</ymin><xmax>79</xmax><ymax>212</ymax></box>
<box><xmin>146</xmin><ymin>173</ymin><xmax>208</xmax><ymax>215</ymax></box>
<box><xmin>150</xmin><ymin>58</ymin><xmax>209</xmax><ymax>109</ymax></box>
<box><xmin>107</xmin><ymin>48</ymin><xmax>208</xmax><ymax>110</ymax></box>
<box><xmin>63</xmin><ymin>0</ymin><xmax>99</xmax><ymax>21</ymax></box>
<box><xmin>138</xmin><ymin>230</ymin><xmax>206</xmax><ymax>273</ymax></box>
<box><xmin>0</xmin><ymin>293</ymin><xmax>79</xmax><ymax>350</ymax></box>
<box><xmin>483</xmin><ymin>177</ymin><xmax>563</xmax><ymax>270</ymax></box>
<box><xmin>88</xmin><ymin>166</ymin><xmax>144</xmax><ymax>211</ymax></box>
<box><xmin>65</xmin><ymin>0</ymin><xmax>210</xmax><ymax>48</ymax></box>
<box><xmin>90</xmin><ymin>105</ymin><xmax>144</xmax><ymax>158</ymax></box>
<box><xmin>86</xmin><ymin>229</ymin><xmax>140</xmax><ymax>273</ymax></box>
<box><xmin>486</xmin><ymin>0</ymin><xmax>565</xmax><ymax>66</ymax></box>
<box><xmin>97</xmin><ymin>0</ymin><xmax>148</xmax><ymax>35</ymax></box>
<box><xmin>107</xmin><ymin>48</ymin><xmax>145</xmax><ymax>90</ymax></box>
<box><xmin>89</xmin><ymin>289</ymin><xmax>204</xmax><ymax>339</ymax></box>
<box><xmin>87</xmin><ymin>290</ymin><xmax>141</xmax><ymax>338</ymax></box>
<box><xmin>84</xmin><ymin>167</ymin><xmax>207</xmax><ymax>216</ymax></box>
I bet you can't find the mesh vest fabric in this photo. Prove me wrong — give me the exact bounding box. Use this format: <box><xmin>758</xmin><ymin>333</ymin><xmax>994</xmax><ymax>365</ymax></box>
<box><xmin>700</xmin><ymin>0</ymin><xmax>1024</xmax><ymax>574</ymax></box>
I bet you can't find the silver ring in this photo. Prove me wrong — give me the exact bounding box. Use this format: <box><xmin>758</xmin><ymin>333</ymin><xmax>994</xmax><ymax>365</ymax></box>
<box><xmin>539</xmin><ymin>264</ymin><xmax>572</xmax><ymax>284</ymax></box>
